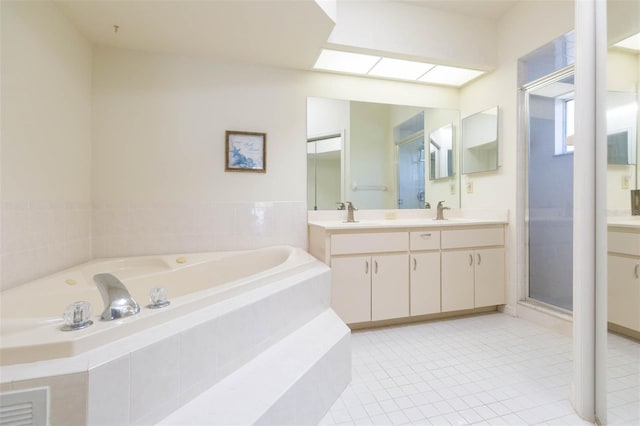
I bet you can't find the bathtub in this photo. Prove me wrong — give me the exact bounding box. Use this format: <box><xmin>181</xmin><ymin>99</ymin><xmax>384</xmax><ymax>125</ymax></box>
<box><xmin>0</xmin><ymin>245</ymin><xmax>319</xmax><ymax>366</ymax></box>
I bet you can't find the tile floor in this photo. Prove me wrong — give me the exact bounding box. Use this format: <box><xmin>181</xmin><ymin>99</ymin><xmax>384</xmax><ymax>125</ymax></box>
<box><xmin>319</xmin><ymin>312</ymin><xmax>639</xmax><ymax>425</ymax></box>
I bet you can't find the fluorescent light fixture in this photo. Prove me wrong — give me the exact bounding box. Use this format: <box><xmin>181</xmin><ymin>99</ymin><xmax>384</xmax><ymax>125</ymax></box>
<box><xmin>614</xmin><ymin>32</ymin><xmax>640</xmax><ymax>51</ymax></box>
<box><xmin>368</xmin><ymin>57</ymin><xmax>435</xmax><ymax>80</ymax></box>
<box><xmin>419</xmin><ymin>65</ymin><xmax>484</xmax><ymax>86</ymax></box>
<box><xmin>313</xmin><ymin>49</ymin><xmax>485</xmax><ymax>87</ymax></box>
<box><xmin>314</xmin><ymin>49</ymin><xmax>380</xmax><ymax>74</ymax></box>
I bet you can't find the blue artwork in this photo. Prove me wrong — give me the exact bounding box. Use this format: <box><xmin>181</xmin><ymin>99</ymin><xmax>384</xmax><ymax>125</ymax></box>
<box><xmin>227</xmin><ymin>132</ymin><xmax>265</xmax><ymax>171</ymax></box>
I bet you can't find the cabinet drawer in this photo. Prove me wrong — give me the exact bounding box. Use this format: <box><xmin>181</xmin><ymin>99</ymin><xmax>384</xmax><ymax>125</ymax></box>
<box><xmin>331</xmin><ymin>232</ymin><xmax>408</xmax><ymax>255</ymax></box>
<box><xmin>609</xmin><ymin>231</ymin><xmax>640</xmax><ymax>256</ymax></box>
<box><xmin>441</xmin><ymin>227</ymin><xmax>504</xmax><ymax>249</ymax></box>
<box><xmin>410</xmin><ymin>231</ymin><xmax>441</xmax><ymax>251</ymax></box>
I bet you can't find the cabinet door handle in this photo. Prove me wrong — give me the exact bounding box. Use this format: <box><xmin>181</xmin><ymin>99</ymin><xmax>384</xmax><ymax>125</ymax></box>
<box><xmin>375</xmin><ymin>260</ymin><xmax>378</xmax><ymax>274</ymax></box>
<box><xmin>413</xmin><ymin>257</ymin><xmax>417</xmax><ymax>271</ymax></box>
<box><xmin>635</xmin><ymin>264</ymin><xmax>639</xmax><ymax>279</ymax></box>
<box><xmin>477</xmin><ymin>253</ymin><xmax>481</xmax><ymax>265</ymax></box>
<box><xmin>365</xmin><ymin>260</ymin><xmax>369</xmax><ymax>275</ymax></box>
<box><xmin>469</xmin><ymin>254</ymin><xmax>473</xmax><ymax>266</ymax></box>
<box><xmin>420</xmin><ymin>233</ymin><xmax>432</xmax><ymax>238</ymax></box>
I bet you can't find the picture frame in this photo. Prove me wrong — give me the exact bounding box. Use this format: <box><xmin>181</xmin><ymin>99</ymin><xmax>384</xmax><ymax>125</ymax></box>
<box><xmin>225</xmin><ymin>130</ymin><xmax>267</xmax><ymax>173</ymax></box>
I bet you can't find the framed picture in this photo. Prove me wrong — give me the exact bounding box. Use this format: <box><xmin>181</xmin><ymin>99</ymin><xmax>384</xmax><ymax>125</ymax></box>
<box><xmin>225</xmin><ymin>130</ymin><xmax>267</xmax><ymax>173</ymax></box>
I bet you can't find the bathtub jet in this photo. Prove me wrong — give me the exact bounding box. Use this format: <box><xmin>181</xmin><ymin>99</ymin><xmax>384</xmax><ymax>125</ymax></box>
<box><xmin>93</xmin><ymin>273</ymin><xmax>141</xmax><ymax>321</ymax></box>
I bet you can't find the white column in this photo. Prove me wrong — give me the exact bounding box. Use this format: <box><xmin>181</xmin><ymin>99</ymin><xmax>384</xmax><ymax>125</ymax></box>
<box><xmin>573</xmin><ymin>0</ymin><xmax>608</xmax><ymax>421</ymax></box>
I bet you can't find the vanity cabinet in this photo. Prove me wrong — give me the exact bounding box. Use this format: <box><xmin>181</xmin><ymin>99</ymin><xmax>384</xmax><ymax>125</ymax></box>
<box><xmin>329</xmin><ymin>232</ymin><xmax>409</xmax><ymax>323</ymax></box>
<box><xmin>607</xmin><ymin>229</ymin><xmax>640</xmax><ymax>334</ymax></box>
<box><xmin>308</xmin><ymin>221</ymin><xmax>506</xmax><ymax>326</ymax></box>
<box><xmin>441</xmin><ymin>227</ymin><xmax>505</xmax><ymax>312</ymax></box>
<box><xmin>409</xmin><ymin>231</ymin><xmax>441</xmax><ymax>316</ymax></box>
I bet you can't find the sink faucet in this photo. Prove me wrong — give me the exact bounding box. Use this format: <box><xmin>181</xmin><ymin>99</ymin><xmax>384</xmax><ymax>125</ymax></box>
<box><xmin>345</xmin><ymin>201</ymin><xmax>358</xmax><ymax>222</ymax></box>
<box><xmin>93</xmin><ymin>273</ymin><xmax>141</xmax><ymax>321</ymax></box>
<box><xmin>435</xmin><ymin>201</ymin><xmax>450</xmax><ymax>220</ymax></box>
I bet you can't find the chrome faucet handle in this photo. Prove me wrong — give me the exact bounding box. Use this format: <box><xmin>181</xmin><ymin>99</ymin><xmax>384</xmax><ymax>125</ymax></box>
<box><xmin>336</xmin><ymin>202</ymin><xmax>346</xmax><ymax>210</ymax></box>
<box><xmin>424</xmin><ymin>202</ymin><xmax>431</xmax><ymax>209</ymax></box>
<box><xmin>345</xmin><ymin>201</ymin><xmax>357</xmax><ymax>211</ymax></box>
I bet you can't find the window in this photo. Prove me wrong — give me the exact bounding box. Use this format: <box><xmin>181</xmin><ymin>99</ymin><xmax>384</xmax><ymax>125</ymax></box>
<box><xmin>554</xmin><ymin>96</ymin><xmax>575</xmax><ymax>155</ymax></box>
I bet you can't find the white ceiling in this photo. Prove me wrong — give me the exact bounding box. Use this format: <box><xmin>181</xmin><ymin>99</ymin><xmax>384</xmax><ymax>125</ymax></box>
<box><xmin>53</xmin><ymin>0</ymin><xmax>336</xmax><ymax>69</ymax></box>
<box><xmin>53</xmin><ymin>0</ymin><xmax>517</xmax><ymax>71</ymax></box>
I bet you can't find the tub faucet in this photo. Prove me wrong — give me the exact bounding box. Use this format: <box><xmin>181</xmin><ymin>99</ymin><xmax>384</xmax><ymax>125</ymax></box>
<box><xmin>93</xmin><ymin>273</ymin><xmax>141</xmax><ymax>321</ymax></box>
<box><xmin>345</xmin><ymin>201</ymin><xmax>358</xmax><ymax>222</ymax></box>
<box><xmin>435</xmin><ymin>201</ymin><xmax>450</xmax><ymax>220</ymax></box>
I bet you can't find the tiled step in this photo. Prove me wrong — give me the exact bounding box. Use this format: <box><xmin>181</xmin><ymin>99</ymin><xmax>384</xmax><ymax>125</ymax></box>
<box><xmin>158</xmin><ymin>309</ymin><xmax>351</xmax><ymax>425</ymax></box>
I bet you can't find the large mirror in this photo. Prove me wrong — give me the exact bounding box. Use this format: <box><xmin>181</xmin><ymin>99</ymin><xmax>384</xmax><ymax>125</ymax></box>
<box><xmin>307</xmin><ymin>97</ymin><xmax>460</xmax><ymax>210</ymax></box>
<box><xmin>461</xmin><ymin>106</ymin><xmax>499</xmax><ymax>174</ymax></box>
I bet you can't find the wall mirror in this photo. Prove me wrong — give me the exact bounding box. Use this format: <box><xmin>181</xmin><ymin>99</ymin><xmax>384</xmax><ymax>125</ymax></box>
<box><xmin>461</xmin><ymin>106</ymin><xmax>499</xmax><ymax>174</ymax></box>
<box><xmin>307</xmin><ymin>97</ymin><xmax>460</xmax><ymax>211</ymax></box>
<box><xmin>429</xmin><ymin>123</ymin><xmax>455</xmax><ymax>180</ymax></box>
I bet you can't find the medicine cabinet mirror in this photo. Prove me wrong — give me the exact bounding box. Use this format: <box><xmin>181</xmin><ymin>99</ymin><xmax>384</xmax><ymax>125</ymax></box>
<box><xmin>461</xmin><ymin>106</ymin><xmax>499</xmax><ymax>174</ymax></box>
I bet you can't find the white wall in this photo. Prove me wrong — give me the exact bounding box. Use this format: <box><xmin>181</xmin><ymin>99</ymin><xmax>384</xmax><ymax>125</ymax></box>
<box><xmin>91</xmin><ymin>47</ymin><xmax>460</xmax><ymax>258</ymax></box>
<box><xmin>460</xmin><ymin>0</ymin><xmax>575</xmax><ymax>310</ymax></box>
<box><xmin>1</xmin><ymin>0</ymin><xmax>93</xmax><ymax>290</ymax></box>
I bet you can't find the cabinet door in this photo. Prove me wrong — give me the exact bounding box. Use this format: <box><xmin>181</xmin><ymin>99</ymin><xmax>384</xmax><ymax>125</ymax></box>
<box><xmin>410</xmin><ymin>252</ymin><xmax>441</xmax><ymax>316</ymax></box>
<box><xmin>371</xmin><ymin>253</ymin><xmax>409</xmax><ymax>321</ymax></box>
<box><xmin>474</xmin><ymin>247</ymin><xmax>505</xmax><ymax>307</ymax></box>
<box><xmin>608</xmin><ymin>254</ymin><xmax>640</xmax><ymax>331</ymax></box>
<box><xmin>331</xmin><ymin>256</ymin><xmax>371</xmax><ymax>324</ymax></box>
<box><xmin>441</xmin><ymin>250</ymin><xmax>474</xmax><ymax>312</ymax></box>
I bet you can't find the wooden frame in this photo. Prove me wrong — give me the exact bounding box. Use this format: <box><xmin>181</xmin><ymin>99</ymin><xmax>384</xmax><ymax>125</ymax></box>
<box><xmin>225</xmin><ymin>130</ymin><xmax>267</xmax><ymax>173</ymax></box>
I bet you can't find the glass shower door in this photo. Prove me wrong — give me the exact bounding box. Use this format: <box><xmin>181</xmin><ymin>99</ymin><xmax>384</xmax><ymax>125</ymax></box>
<box><xmin>527</xmin><ymin>73</ymin><xmax>575</xmax><ymax>310</ymax></box>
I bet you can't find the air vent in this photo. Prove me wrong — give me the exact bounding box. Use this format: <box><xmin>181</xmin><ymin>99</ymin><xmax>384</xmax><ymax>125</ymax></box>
<box><xmin>0</xmin><ymin>388</ymin><xmax>47</xmax><ymax>426</ymax></box>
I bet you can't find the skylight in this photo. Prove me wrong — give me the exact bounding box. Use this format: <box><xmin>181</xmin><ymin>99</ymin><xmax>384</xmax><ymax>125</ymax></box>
<box><xmin>313</xmin><ymin>49</ymin><xmax>484</xmax><ymax>87</ymax></box>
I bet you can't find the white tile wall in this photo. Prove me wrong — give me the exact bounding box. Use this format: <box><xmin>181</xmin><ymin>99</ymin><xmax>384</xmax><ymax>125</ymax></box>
<box><xmin>1</xmin><ymin>201</ymin><xmax>92</xmax><ymax>290</ymax></box>
<box><xmin>1</xmin><ymin>200</ymin><xmax>306</xmax><ymax>289</ymax></box>
<box><xmin>88</xmin><ymin>355</ymin><xmax>131</xmax><ymax>425</ymax></box>
<box><xmin>92</xmin><ymin>201</ymin><xmax>307</xmax><ymax>258</ymax></box>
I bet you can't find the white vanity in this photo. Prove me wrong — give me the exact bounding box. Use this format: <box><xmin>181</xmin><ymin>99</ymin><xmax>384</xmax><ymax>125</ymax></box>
<box><xmin>607</xmin><ymin>218</ymin><xmax>640</xmax><ymax>339</ymax></box>
<box><xmin>308</xmin><ymin>213</ymin><xmax>507</xmax><ymax>327</ymax></box>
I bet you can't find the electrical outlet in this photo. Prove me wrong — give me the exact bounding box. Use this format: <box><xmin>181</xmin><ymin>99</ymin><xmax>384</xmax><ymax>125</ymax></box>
<box><xmin>466</xmin><ymin>181</ymin><xmax>474</xmax><ymax>194</ymax></box>
<box><xmin>622</xmin><ymin>175</ymin><xmax>630</xmax><ymax>190</ymax></box>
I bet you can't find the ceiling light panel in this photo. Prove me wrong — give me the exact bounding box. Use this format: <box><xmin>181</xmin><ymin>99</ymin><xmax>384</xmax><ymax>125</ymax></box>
<box><xmin>368</xmin><ymin>57</ymin><xmax>435</xmax><ymax>80</ymax></box>
<box><xmin>419</xmin><ymin>65</ymin><xmax>484</xmax><ymax>86</ymax></box>
<box><xmin>314</xmin><ymin>49</ymin><xmax>380</xmax><ymax>74</ymax></box>
<box><xmin>614</xmin><ymin>32</ymin><xmax>640</xmax><ymax>51</ymax></box>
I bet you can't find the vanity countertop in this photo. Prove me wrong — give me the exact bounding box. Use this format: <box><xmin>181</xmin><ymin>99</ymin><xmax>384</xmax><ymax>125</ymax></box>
<box><xmin>308</xmin><ymin>218</ymin><xmax>507</xmax><ymax>231</ymax></box>
<box><xmin>607</xmin><ymin>217</ymin><xmax>640</xmax><ymax>229</ymax></box>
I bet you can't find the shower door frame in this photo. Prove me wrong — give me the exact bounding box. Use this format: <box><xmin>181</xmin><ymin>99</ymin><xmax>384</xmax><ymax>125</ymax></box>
<box><xmin>519</xmin><ymin>64</ymin><xmax>576</xmax><ymax>312</ymax></box>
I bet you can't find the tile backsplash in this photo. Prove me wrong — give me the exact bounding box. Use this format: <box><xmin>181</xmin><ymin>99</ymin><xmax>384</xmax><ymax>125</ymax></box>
<box><xmin>1</xmin><ymin>201</ymin><xmax>307</xmax><ymax>290</ymax></box>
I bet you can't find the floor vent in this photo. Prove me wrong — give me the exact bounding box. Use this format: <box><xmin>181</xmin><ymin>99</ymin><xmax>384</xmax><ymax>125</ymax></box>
<box><xmin>0</xmin><ymin>388</ymin><xmax>48</xmax><ymax>426</ymax></box>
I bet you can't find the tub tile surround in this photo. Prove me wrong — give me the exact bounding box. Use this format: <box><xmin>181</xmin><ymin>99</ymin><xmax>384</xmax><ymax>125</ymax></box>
<box><xmin>92</xmin><ymin>201</ymin><xmax>307</xmax><ymax>258</ymax></box>
<box><xmin>1</xmin><ymin>261</ymin><xmax>349</xmax><ymax>425</ymax></box>
<box><xmin>1</xmin><ymin>201</ymin><xmax>92</xmax><ymax>290</ymax></box>
<box><xmin>0</xmin><ymin>200</ymin><xmax>306</xmax><ymax>290</ymax></box>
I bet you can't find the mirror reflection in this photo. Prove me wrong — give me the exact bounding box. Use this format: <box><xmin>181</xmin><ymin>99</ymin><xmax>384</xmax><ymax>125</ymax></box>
<box><xmin>307</xmin><ymin>97</ymin><xmax>460</xmax><ymax>210</ymax></box>
<box><xmin>429</xmin><ymin>123</ymin><xmax>455</xmax><ymax>180</ymax></box>
<box><xmin>462</xmin><ymin>106</ymin><xmax>499</xmax><ymax>174</ymax></box>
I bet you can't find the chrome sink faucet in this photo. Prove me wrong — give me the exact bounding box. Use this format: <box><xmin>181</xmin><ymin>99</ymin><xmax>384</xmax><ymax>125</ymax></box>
<box><xmin>435</xmin><ymin>200</ymin><xmax>450</xmax><ymax>220</ymax></box>
<box><xmin>345</xmin><ymin>201</ymin><xmax>358</xmax><ymax>222</ymax></box>
<box><xmin>93</xmin><ymin>273</ymin><xmax>141</xmax><ymax>321</ymax></box>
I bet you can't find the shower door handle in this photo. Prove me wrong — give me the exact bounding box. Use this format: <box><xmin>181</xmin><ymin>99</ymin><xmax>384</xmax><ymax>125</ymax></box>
<box><xmin>635</xmin><ymin>264</ymin><xmax>639</xmax><ymax>279</ymax></box>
